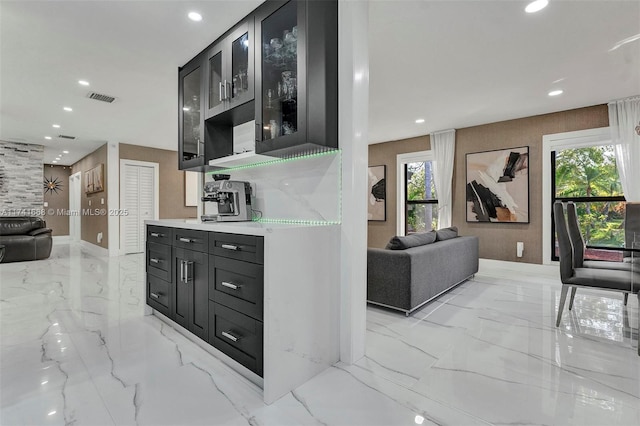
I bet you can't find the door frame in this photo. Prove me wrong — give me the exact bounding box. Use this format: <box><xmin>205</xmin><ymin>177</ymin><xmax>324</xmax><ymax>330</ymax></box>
<box><xmin>119</xmin><ymin>159</ymin><xmax>160</xmax><ymax>254</ymax></box>
<box><xmin>68</xmin><ymin>171</ymin><xmax>82</xmax><ymax>242</ymax></box>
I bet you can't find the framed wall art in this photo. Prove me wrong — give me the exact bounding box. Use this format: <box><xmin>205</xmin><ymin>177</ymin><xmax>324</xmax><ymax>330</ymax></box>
<box><xmin>466</xmin><ymin>146</ymin><xmax>529</xmax><ymax>223</ymax></box>
<box><xmin>368</xmin><ymin>165</ymin><xmax>386</xmax><ymax>221</ymax></box>
<box><xmin>84</xmin><ymin>163</ymin><xmax>104</xmax><ymax>195</ymax></box>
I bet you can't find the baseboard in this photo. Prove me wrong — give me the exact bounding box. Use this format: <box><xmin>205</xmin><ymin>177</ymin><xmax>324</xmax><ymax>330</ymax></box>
<box><xmin>52</xmin><ymin>235</ymin><xmax>70</xmax><ymax>243</ymax></box>
<box><xmin>479</xmin><ymin>258</ymin><xmax>559</xmax><ymax>278</ymax></box>
<box><xmin>79</xmin><ymin>240</ymin><xmax>109</xmax><ymax>257</ymax></box>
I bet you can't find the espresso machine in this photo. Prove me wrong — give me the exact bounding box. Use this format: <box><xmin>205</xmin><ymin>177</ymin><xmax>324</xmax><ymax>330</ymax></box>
<box><xmin>201</xmin><ymin>178</ymin><xmax>253</xmax><ymax>222</ymax></box>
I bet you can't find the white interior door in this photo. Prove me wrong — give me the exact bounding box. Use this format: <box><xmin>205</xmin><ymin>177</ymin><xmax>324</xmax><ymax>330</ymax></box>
<box><xmin>121</xmin><ymin>161</ymin><xmax>157</xmax><ymax>254</ymax></box>
<box><xmin>69</xmin><ymin>172</ymin><xmax>81</xmax><ymax>242</ymax></box>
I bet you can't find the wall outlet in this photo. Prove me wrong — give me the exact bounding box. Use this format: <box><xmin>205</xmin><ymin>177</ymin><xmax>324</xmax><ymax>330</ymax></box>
<box><xmin>89</xmin><ymin>199</ymin><xmax>92</xmax><ymax>206</ymax></box>
<box><xmin>101</xmin><ymin>198</ymin><xmax>104</xmax><ymax>205</ymax></box>
<box><xmin>517</xmin><ymin>241</ymin><xmax>524</xmax><ymax>258</ymax></box>
<box><xmin>43</xmin><ymin>202</ymin><xmax>48</xmax><ymax>207</ymax></box>
<box><xmin>97</xmin><ymin>232</ymin><xmax>103</xmax><ymax>243</ymax></box>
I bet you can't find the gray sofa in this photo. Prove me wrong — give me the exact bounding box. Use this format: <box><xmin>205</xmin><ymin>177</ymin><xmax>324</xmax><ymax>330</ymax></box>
<box><xmin>367</xmin><ymin>229</ymin><xmax>479</xmax><ymax>315</ymax></box>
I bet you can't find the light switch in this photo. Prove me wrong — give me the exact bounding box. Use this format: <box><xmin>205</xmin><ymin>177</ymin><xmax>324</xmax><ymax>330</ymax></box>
<box><xmin>101</xmin><ymin>198</ymin><xmax>104</xmax><ymax>205</ymax></box>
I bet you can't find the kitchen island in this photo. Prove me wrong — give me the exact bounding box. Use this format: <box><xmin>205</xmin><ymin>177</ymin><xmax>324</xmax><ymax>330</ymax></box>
<box><xmin>144</xmin><ymin>219</ymin><xmax>340</xmax><ymax>404</ymax></box>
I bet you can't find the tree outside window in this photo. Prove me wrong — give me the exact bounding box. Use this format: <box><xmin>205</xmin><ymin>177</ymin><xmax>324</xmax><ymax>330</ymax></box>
<box><xmin>406</xmin><ymin>161</ymin><xmax>438</xmax><ymax>233</ymax></box>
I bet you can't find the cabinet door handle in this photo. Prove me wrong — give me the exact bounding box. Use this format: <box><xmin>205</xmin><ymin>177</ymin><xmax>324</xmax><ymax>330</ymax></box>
<box><xmin>221</xmin><ymin>331</ymin><xmax>240</xmax><ymax>342</ymax></box>
<box><xmin>150</xmin><ymin>292</ymin><xmax>160</xmax><ymax>299</ymax></box>
<box><xmin>226</xmin><ymin>80</ymin><xmax>232</xmax><ymax>100</ymax></box>
<box><xmin>221</xmin><ymin>281</ymin><xmax>239</xmax><ymax>290</ymax></box>
<box><xmin>179</xmin><ymin>237</ymin><xmax>193</xmax><ymax>243</ymax></box>
<box><xmin>185</xmin><ymin>261</ymin><xmax>193</xmax><ymax>283</ymax></box>
<box><xmin>150</xmin><ymin>232</ymin><xmax>162</xmax><ymax>237</ymax></box>
<box><xmin>180</xmin><ymin>260</ymin><xmax>185</xmax><ymax>283</ymax></box>
<box><xmin>219</xmin><ymin>81</ymin><xmax>223</xmax><ymax>102</ymax></box>
<box><xmin>221</xmin><ymin>244</ymin><xmax>238</xmax><ymax>251</ymax></box>
<box><xmin>149</xmin><ymin>258</ymin><xmax>160</xmax><ymax>264</ymax></box>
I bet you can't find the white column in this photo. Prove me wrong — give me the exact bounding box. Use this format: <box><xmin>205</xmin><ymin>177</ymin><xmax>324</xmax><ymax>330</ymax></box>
<box><xmin>338</xmin><ymin>0</ymin><xmax>369</xmax><ymax>364</ymax></box>
<box><xmin>107</xmin><ymin>142</ymin><xmax>119</xmax><ymax>256</ymax></box>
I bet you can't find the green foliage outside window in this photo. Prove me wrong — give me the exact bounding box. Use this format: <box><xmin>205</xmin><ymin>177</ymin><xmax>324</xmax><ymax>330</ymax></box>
<box><xmin>406</xmin><ymin>162</ymin><xmax>438</xmax><ymax>233</ymax></box>
<box><xmin>555</xmin><ymin>146</ymin><xmax>625</xmax><ymax>245</ymax></box>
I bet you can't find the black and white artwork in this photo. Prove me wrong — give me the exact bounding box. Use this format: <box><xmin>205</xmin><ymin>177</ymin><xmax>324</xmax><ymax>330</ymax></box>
<box><xmin>368</xmin><ymin>165</ymin><xmax>386</xmax><ymax>221</ymax></box>
<box><xmin>466</xmin><ymin>146</ymin><xmax>529</xmax><ymax>223</ymax></box>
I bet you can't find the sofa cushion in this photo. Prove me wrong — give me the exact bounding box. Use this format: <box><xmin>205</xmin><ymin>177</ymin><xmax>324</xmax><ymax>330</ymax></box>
<box><xmin>386</xmin><ymin>230</ymin><xmax>437</xmax><ymax>250</ymax></box>
<box><xmin>435</xmin><ymin>226</ymin><xmax>458</xmax><ymax>241</ymax></box>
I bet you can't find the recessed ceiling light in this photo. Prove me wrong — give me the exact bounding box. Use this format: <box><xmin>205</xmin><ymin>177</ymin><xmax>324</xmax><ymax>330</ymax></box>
<box><xmin>63</xmin><ymin>150</ymin><xmax>69</xmax><ymax>154</ymax></box>
<box><xmin>525</xmin><ymin>0</ymin><xmax>548</xmax><ymax>13</ymax></box>
<box><xmin>55</xmin><ymin>158</ymin><xmax>61</xmax><ymax>161</ymax></box>
<box><xmin>415</xmin><ymin>118</ymin><xmax>425</xmax><ymax>124</ymax></box>
<box><xmin>44</xmin><ymin>136</ymin><xmax>52</xmax><ymax>140</ymax></box>
<box><xmin>52</xmin><ymin>124</ymin><xmax>60</xmax><ymax>128</ymax></box>
<box><xmin>78</xmin><ymin>80</ymin><xmax>90</xmax><ymax>86</ymax></box>
<box><xmin>52</xmin><ymin>161</ymin><xmax>58</xmax><ymax>164</ymax></box>
<box><xmin>48</xmin><ymin>411</ymin><xmax>56</xmax><ymax>416</ymax></box>
<box><xmin>548</xmin><ymin>89</ymin><xmax>563</xmax><ymax>97</ymax></box>
<box><xmin>188</xmin><ymin>12</ymin><xmax>202</xmax><ymax>22</ymax></box>
<box><xmin>63</xmin><ymin>107</ymin><xmax>72</xmax><ymax>112</ymax></box>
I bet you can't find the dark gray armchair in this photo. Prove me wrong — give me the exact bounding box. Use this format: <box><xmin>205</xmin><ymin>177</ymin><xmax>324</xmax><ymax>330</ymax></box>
<box><xmin>0</xmin><ymin>217</ymin><xmax>53</xmax><ymax>263</ymax></box>
<box><xmin>554</xmin><ymin>202</ymin><xmax>639</xmax><ymax>354</ymax></box>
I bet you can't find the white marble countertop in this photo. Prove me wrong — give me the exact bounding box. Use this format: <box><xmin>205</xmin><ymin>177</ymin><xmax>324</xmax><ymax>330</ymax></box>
<box><xmin>145</xmin><ymin>219</ymin><xmax>338</xmax><ymax>236</ymax></box>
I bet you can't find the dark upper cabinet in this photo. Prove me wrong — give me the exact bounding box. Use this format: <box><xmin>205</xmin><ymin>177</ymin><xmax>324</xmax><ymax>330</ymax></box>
<box><xmin>255</xmin><ymin>0</ymin><xmax>338</xmax><ymax>157</ymax></box>
<box><xmin>179</xmin><ymin>53</ymin><xmax>206</xmax><ymax>170</ymax></box>
<box><xmin>178</xmin><ymin>0</ymin><xmax>337</xmax><ymax>170</ymax></box>
<box><xmin>206</xmin><ymin>18</ymin><xmax>255</xmax><ymax>119</ymax></box>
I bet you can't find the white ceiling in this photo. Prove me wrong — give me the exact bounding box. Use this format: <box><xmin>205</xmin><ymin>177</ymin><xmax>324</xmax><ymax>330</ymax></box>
<box><xmin>368</xmin><ymin>0</ymin><xmax>640</xmax><ymax>143</ymax></box>
<box><xmin>1</xmin><ymin>1</ymin><xmax>639</xmax><ymax>164</ymax></box>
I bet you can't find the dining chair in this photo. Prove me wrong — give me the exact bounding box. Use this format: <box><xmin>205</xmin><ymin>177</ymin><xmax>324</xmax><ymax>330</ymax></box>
<box><xmin>565</xmin><ymin>202</ymin><xmax>632</xmax><ymax>308</ymax></box>
<box><xmin>553</xmin><ymin>202</ymin><xmax>639</xmax><ymax>355</ymax></box>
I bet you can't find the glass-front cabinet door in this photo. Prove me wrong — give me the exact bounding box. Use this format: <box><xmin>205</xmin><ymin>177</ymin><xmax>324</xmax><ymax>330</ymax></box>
<box><xmin>228</xmin><ymin>20</ymin><xmax>254</xmax><ymax>108</ymax></box>
<box><xmin>206</xmin><ymin>20</ymin><xmax>254</xmax><ymax>119</ymax></box>
<box><xmin>256</xmin><ymin>0</ymin><xmax>306</xmax><ymax>149</ymax></box>
<box><xmin>207</xmin><ymin>42</ymin><xmax>225</xmax><ymax>117</ymax></box>
<box><xmin>179</xmin><ymin>54</ymin><xmax>204</xmax><ymax>169</ymax></box>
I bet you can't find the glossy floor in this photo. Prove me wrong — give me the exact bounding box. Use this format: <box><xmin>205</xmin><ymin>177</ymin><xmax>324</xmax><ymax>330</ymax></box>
<box><xmin>1</xmin><ymin>244</ymin><xmax>638</xmax><ymax>425</ymax></box>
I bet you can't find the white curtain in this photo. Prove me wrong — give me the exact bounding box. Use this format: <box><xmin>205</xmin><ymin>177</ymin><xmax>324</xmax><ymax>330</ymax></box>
<box><xmin>609</xmin><ymin>96</ymin><xmax>640</xmax><ymax>202</ymax></box>
<box><xmin>431</xmin><ymin>129</ymin><xmax>456</xmax><ymax>228</ymax></box>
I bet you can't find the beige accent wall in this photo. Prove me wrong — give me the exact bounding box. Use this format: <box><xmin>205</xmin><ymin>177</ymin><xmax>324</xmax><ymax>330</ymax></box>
<box><xmin>43</xmin><ymin>164</ymin><xmax>71</xmax><ymax>236</ymax></box>
<box><xmin>368</xmin><ymin>135</ymin><xmax>431</xmax><ymax>249</ymax></box>
<box><xmin>119</xmin><ymin>144</ymin><xmax>197</xmax><ymax>219</ymax></box>
<box><xmin>368</xmin><ymin>104</ymin><xmax>609</xmax><ymax>264</ymax></box>
<box><xmin>71</xmin><ymin>144</ymin><xmax>109</xmax><ymax>249</ymax></box>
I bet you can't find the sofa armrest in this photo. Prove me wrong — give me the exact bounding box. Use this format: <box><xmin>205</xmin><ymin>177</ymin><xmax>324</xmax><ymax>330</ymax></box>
<box><xmin>367</xmin><ymin>248</ymin><xmax>413</xmax><ymax>310</ymax></box>
<box><xmin>28</xmin><ymin>227</ymin><xmax>52</xmax><ymax>237</ymax></box>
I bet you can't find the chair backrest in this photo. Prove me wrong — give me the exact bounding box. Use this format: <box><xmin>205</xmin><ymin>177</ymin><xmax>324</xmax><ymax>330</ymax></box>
<box><xmin>566</xmin><ymin>203</ymin><xmax>585</xmax><ymax>268</ymax></box>
<box><xmin>625</xmin><ymin>202</ymin><xmax>640</xmax><ymax>250</ymax></box>
<box><xmin>553</xmin><ymin>202</ymin><xmax>574</xmax><ymax>283</ymax></box>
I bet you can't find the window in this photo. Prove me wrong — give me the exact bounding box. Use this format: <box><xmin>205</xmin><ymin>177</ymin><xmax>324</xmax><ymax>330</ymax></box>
<box><xmin>405</xmin><ymin>161</ymin><xmax>438</xmax><ymax>234</ymax></box>
<box><xmin>552</xmin><ymin>144</ymin><xmax>625</xmax><ymax>260</ymax></box>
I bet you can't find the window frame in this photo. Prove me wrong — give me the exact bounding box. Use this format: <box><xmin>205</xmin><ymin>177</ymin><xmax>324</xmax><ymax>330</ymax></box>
<box><xmin>396</xmin><ymin>150</ymin><xmax>435</xmax><ymax>236</ymax></box>
<box><xmin>541</xmin><ymin>127</ymin><xmax>621</xmax><ymax>264</ymax></box>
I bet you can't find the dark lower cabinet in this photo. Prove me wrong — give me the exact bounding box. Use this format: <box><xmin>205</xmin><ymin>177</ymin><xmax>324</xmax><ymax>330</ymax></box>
<box><xmin>174</xmin><ymin>247</ymin><xmax>209</xmax><ymax>341</ymax></box>
<box><xmin>147</xmin><ymin>225</ymin><xmax>264</xmax><ymax>377</ymax></box>
<box><xmin>209</xmin><ymin>301</ymin><xmax>263</xmax><ymax>376</ymax></box>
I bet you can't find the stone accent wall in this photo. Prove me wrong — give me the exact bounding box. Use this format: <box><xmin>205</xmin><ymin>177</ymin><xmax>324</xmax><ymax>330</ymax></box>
<box><xmin>0</xmin><ymin>141</ymin><xmax>44</xmax><ymax>215</ymax></box>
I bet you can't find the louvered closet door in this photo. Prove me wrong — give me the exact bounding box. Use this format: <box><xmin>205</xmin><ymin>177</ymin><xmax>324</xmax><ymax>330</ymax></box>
<box><xmin>122</xmin><ymin>164</ymin><xmax>155</xmax><ymax>254</ymax></box>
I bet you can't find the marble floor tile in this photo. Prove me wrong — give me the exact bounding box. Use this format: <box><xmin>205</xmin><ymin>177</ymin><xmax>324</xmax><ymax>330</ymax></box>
<box><xmin>1</xmin><ymin>243</ymin><xmax>639</xmax><ymax>425</ymax></box>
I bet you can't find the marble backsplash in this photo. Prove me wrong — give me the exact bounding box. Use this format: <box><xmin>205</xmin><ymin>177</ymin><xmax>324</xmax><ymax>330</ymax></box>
<box><xmin>205</xmin><ymin>151</ymin><xmax>341</xmax><ymax>223</ymax></box>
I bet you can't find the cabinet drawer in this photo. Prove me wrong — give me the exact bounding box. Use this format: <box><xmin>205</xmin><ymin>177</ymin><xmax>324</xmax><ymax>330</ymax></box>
<box><xmin>147</xmin><ymin>275</ymin><xmax>171</xmax><ymax>317</ymax></box>
<box><xmin>209</xmin><ymin>302</ymin><xmax>263</xmax><ymax>376</ymax></box>
<box><xmin>147</xmin><ymin>226</ymin><xmax>172</xmax><ymax>245</ymax></box>
<box><xmin>173</xmin><ymin>229</ymin><xmax>209</xmax><ymax>252</ymax></box>
<box><xmin>210</xmin><ymin>233</ymin><xmax>264</xmax><ymax>264</ymax></box>
<box><xmin>210</xmin><ymin>256</ymin><xmax>263</xmax><ymax>320</ymax></box>
<box><xmin>147</xmin><ymin>242</ymin><xmax>172</xmax><ymax>281</ymax></box>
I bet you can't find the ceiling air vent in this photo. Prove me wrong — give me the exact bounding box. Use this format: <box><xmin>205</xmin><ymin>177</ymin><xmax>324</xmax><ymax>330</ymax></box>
<box><xmin>87</xmin><ymin>92</ymin><xmax>117</xmax><ymax>103</ymax></box>
<box><xmin>57</xmin><ymin>134</ymin><xmax>76</xmax><ymax>140</ymax></box>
